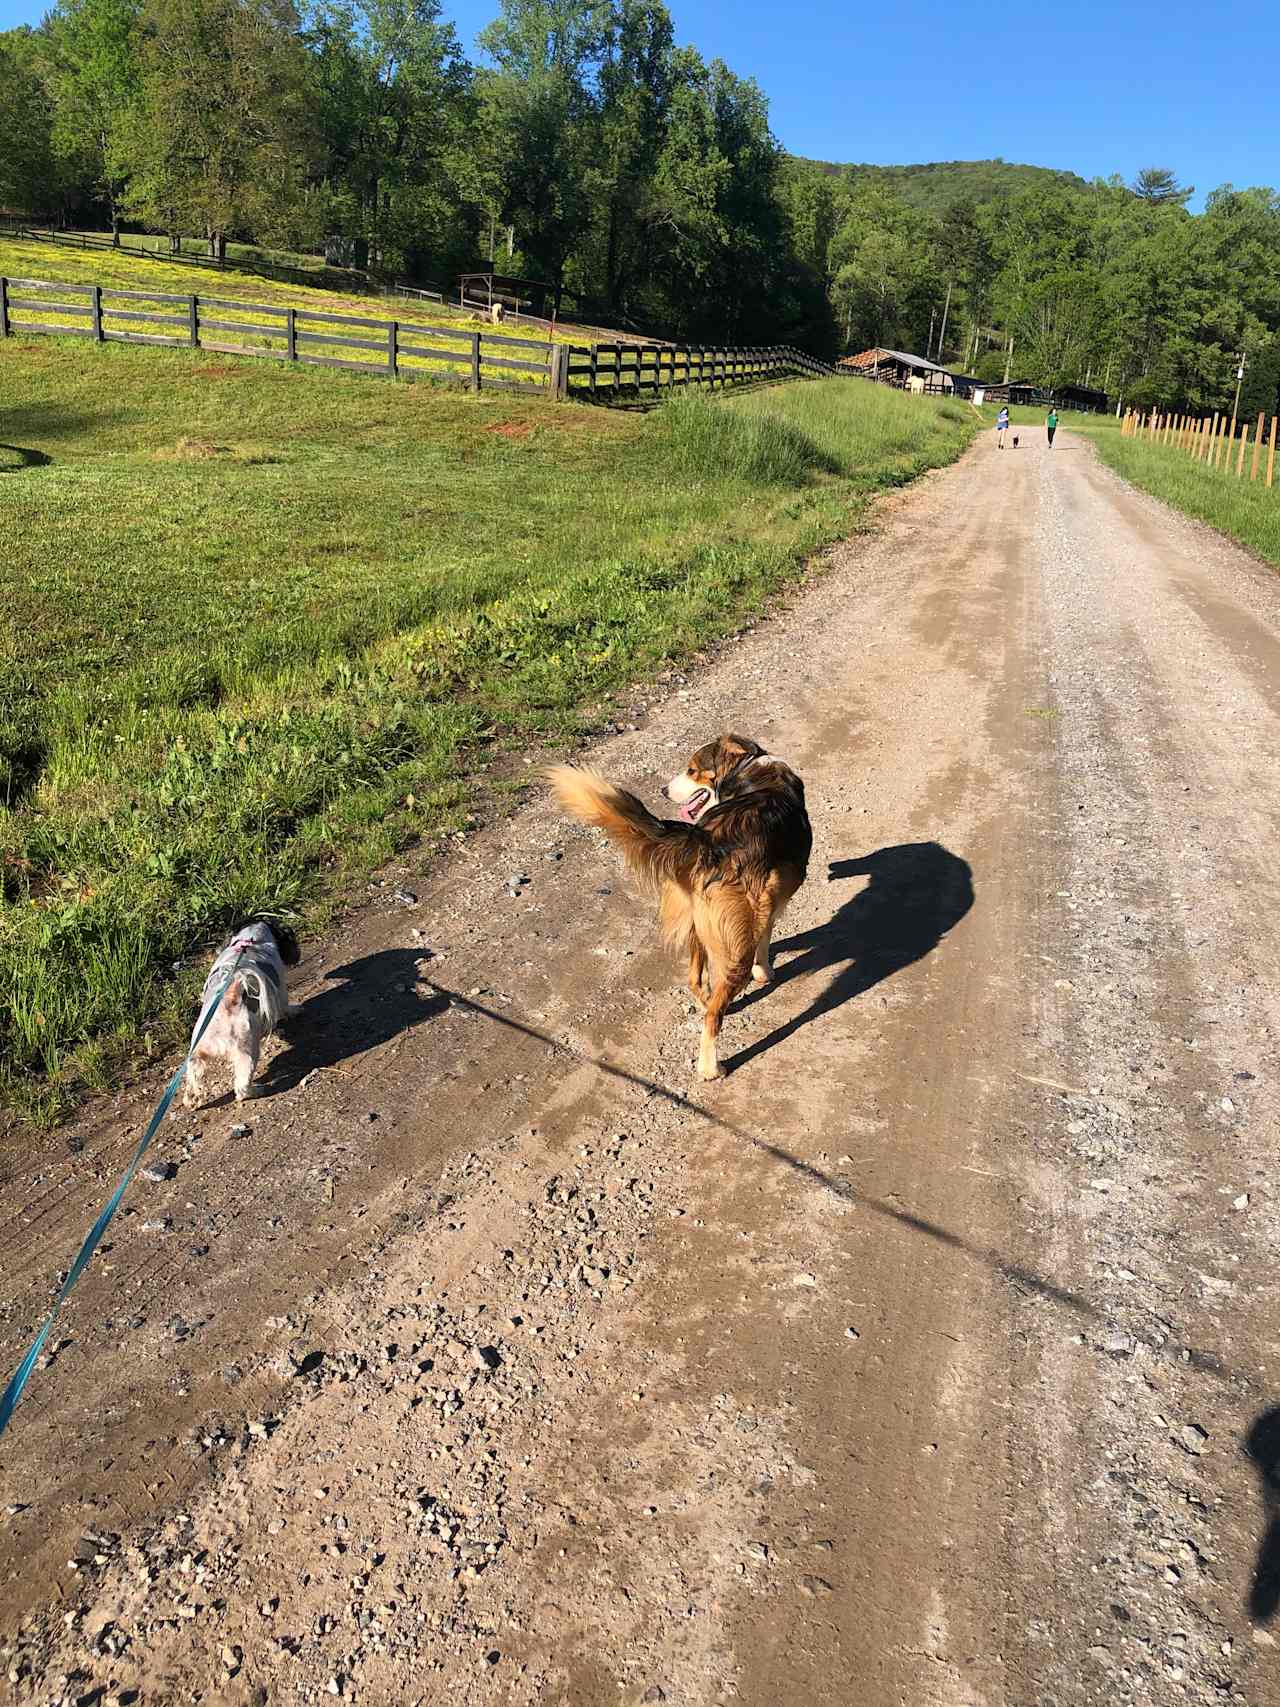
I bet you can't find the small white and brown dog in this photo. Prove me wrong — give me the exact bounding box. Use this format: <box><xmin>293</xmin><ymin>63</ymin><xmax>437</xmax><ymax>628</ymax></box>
<box><xmin>182</xmin><ymin>920</ymin><xmax>299</xmax><ymax>1107</ymax></box>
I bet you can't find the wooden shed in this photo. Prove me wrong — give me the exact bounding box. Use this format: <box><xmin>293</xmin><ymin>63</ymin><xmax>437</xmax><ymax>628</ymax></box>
<box><xmin>981</xmin><ymin>379</ymin><xmax>1051</xmax><ymax>407</ymax></box>
<box><xmin>1052</xmin><ymin>382</ymin><xmax>1110</xmax><ymax>413</ymax></box>
<box><xmin>838</xmin><ymin>347</ymin><xmax>954</xmax><ymax>394</ymax></box>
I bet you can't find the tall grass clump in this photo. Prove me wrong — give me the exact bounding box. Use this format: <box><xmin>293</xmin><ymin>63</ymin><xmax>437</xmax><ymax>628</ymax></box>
<box><xmin>654</xmin><ymin>390</ymin><xmax>837</xmax><ymax>485</ymax></box>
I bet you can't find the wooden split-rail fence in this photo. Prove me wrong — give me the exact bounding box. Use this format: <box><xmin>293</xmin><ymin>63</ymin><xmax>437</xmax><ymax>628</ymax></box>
<box><xmin>1122</xmin><ymin>405</ymin><xmax>1279</xmax><ymax>489</ymax></box>
<box><xmin>563</xmin><ymin>341</ymin><xmax>857</xmax><ymax>395</ymax></box>
<box><xmin>0</xmin><ymin>272</ymin><xmax>862</xmax><ymax>403</ymax></box>
<box><xmin>0</xmin><ymin>274</ymin><xmax>557</xmax><ymax>390</ymax></box>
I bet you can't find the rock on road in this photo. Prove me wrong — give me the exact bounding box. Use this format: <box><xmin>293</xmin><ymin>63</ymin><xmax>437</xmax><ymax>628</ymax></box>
<box><xmin>2</xmin><ymin>427</ymin><xmax>1279</xmax><ymax>1706</ymax></box>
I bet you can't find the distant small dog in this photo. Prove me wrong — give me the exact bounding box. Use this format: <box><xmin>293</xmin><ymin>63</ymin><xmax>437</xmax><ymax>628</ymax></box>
<box><xmin>1012</xmin><ymin>434</ymin><xmax>1020</xmax><ymax>448</ymax></box>
<box><xmin>547</xmin><ymin>735</ymin><xmax>811</xmax><ymax>1079</ymax></box>
<box><xmin>183</xmin><ymin>921</ymin><xmax>299</xmax><ymax>1107</ymax></box>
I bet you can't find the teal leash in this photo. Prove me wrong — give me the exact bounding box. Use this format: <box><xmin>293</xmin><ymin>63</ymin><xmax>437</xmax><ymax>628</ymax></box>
<box><xmin>0</xmin><ymin>952</ymin><xmax>245</xmax><ymax>1442</ymax></box>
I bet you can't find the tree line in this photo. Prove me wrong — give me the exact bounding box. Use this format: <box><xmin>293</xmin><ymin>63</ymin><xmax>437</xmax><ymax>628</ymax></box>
<box><xmin>798</xmin><ymin>161</ymin><xmax>1280</xmax><ymax>415</ymax></box>
<box><xmin>2</xmin><ymin>0</ymin><xmax>1278</xmax><ymax>411</ymax></box>
<box><xmin>0</xmin><ymin>0</ymin><xmax>832</xmax><ymax>346</ymax></box>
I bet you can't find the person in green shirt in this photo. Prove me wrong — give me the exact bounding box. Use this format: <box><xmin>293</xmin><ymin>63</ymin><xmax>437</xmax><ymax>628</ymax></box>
<box><xmin>1046</xmin><ymin>406</ymin><xmax>1059</xmax><ymax>448</ymax></box>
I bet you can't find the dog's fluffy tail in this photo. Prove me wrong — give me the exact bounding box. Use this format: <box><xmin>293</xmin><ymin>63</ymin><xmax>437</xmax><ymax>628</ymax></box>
<box><xmin>545</xmin><ymin>765</ymin><xmax>709</xmax><ymax>893</ymax></box>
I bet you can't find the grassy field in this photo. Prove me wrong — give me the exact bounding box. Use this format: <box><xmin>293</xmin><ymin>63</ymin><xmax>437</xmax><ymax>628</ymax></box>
<box><xmin>0</xmin><ymin>235</ymin><xmax>573</xmax><ymax>379</ymax></box>
<box><xmin>0</xmin><ymin>336</ymin><xmax>976</xmax><ymax>1121</ymax></box>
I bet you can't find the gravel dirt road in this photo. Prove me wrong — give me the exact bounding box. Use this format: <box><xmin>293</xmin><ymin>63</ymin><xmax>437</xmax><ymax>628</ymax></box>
<box><xmin>2</xmin><ymin>426</ymin><xmax>1279</xmax><ymax>1707</ymax></box>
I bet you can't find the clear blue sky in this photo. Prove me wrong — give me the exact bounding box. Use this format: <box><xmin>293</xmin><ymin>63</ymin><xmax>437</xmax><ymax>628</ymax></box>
<box><xmin>3</xmin><ymin>0</ymin><xmax>1276</xmax><ymax>207</ymax></box>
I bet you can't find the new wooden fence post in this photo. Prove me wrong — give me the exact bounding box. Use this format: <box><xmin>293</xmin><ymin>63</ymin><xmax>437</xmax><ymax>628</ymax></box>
<box><xmin>550</xmin><ymin>343</ymin><xmax>569</xmax><ymax>400</ymax></box>
<box><xmin>90</xmin><ymin>284</ymin><xmax>103</xmax><ymax>342</ymax></box>
<box><xmin>1209</xmin><ymin>411</ymin><xmax>1221</xmax><ymax>466</ymax></box>
<box><xmin>387</xmin><ymin>319</ymin><xmax>397</xmax><ymax>377</ymax></box>
<box><xmin>1251</xmin><ymin>410</ymin><xmax>1265</xmax><ymax>480</ymax></box>
<box><xmin>1267</xmin><ymin>415</ymin><xmax>1277</xmax><ymax>489</ymax></box>
<box><xmin>0</xmin><ymin>277</ymin><xmax>9</xmax><ymax>338</ymax></box>
<box><xmin>471</xmin><ymin>331</ymin><xmax>481</xmax><ymax>391</ymax></box>
<box><xmin>1237</xmin><ymin>423</ymin><xmax>1249</xmax><ymax>477</ymax></box>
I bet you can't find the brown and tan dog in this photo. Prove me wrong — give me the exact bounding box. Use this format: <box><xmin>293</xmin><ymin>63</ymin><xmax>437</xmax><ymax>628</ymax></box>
<box><xmin>547</xmin><ymin>735</ymin><xmax>812</xmax><ymax>1078</ymax></box>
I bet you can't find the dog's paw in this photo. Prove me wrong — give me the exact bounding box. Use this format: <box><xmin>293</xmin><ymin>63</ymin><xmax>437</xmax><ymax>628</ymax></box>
<box><xmin>751</xmin><ymin>965</ymin><xmax>772</xmax><ymax>986</ymax></box>
<box><xmin>698</xmin><ymin>1061</ymin><xmax>726</xmax><ymax>1081</ymax></box>
<box><xmin>235</xmin><ymin>1085</ymin><xmax>262</xmax><ymax>1103</ymax></box>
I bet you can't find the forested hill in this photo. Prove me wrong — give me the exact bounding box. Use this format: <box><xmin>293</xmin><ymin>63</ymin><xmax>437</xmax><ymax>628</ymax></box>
<box><xmin>788</xmin><ymin>157</ymin><xmax>1089</xmax><ymax>215</ymax></box>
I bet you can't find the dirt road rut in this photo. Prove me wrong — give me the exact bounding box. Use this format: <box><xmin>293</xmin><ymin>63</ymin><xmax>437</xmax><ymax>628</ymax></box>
<box><xmin>2</xmin><ymin>428</ymin><xmax>1280</xmax><ymax>1706</ymax></box>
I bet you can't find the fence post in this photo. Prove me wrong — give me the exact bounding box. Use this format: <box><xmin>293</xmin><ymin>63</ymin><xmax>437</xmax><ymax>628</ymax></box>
<box><xmin>1236</xmin><ymin>424</ymin><xmax>1249</xmax><ymax>477</ymax></box>
<box><xmin>1251</xmin><ymin>410</ymin><xmax>1265</xmax><ymax>480</ymax></box>
<box><xmin>550</xmin><ymin>343</ymin><xmax>569</xmax><ymax>400</ymax></box>
<box><xmin>1267</xmin><ymin>415</ymin><xmax>1277</xmax><ymax>488</ymax></box>
<box><xmin>188</xmin><ymin>295</ymin><xmax>198</xmax><ymax>348</ymax></box>
<box><xmin>90</xmin><ymin>284</ymin><xmax>103</xmax><ymax>342</ymax></box>
<box><xmin>286</xmin><ymin>306</ymin><xmax>296</xmax><ymax>361</ymax></box>
<box><xmin>471</xmin><ymin>331</ymin><xmax>481</xmax><ymax>391</ymax></box>
<box><xmin>0</xmin><ymin>277</ymin><xmax>8</xmax><ymax>338</ymax></box>
<box><xmin>589</xmin><ymin>343</ymin><xmax>598</xmax><ymax>397</ymax></box>
<box><xmin>387</xmin><ymin>319</ymin><xmax>397</xmax><ymax>377</ymax></box>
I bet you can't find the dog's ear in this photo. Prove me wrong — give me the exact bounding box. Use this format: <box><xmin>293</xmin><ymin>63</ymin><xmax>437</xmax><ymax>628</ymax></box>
<box><xmin>269</xmin><ymin>921</ymin><xmax>302</xmax><ymax>967</ymax></box>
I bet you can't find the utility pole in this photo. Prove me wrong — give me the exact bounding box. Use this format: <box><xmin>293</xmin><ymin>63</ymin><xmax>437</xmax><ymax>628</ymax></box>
<box><xmin>1231</xmin><ymin>351</ymin><xmax>1246</xmax><ymax>429</ymax></box>
<box><xmin>936</xmin><ymin>281</ymin><xmax>952</xmax><ymax>366</ymax></box>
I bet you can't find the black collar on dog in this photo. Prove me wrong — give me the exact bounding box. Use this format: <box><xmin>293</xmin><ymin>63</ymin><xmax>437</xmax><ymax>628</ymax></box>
<box><xmin>720</xmin><ymin>749</ymin><xmax>769</xmax><ymax>792</ymax></box>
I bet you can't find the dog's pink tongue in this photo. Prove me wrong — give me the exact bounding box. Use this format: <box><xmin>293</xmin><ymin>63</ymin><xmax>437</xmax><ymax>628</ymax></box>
<box><xmin>678</xmin><ymin>791</ymin><xmax>707</xmax><ymax>823</ymax></box>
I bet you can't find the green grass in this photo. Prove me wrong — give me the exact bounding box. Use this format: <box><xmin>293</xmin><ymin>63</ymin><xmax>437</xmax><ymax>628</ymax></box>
<box><xmin>1062</xmin><ymin>412</ymin><xmax>1280</xmax><ymax>568</ymax></box>
<box><xmin>0</xmin><ymin>337</ymin><xmax>976</xmax><ymax>1121</ymax></box>
<box><xmin>0</xmin><ymin>236</ymin><xmax>574</xmax><ymax>363</ymax></box>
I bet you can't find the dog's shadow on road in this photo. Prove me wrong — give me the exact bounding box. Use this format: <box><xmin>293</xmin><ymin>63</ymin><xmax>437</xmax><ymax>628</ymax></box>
<box><xmin>1245</xmin><ymin>1408</ymin><xmax>1280</xmax><ymax>1622</ymax></box>
<box><xmin>264</xmin><ymin>948</ymin><xmax>448</xmax><ymax>1093</ymax></box>
<box><xmin>725</xmin><ymin>842</ymin><xmax>975</xmax><ymax>1072</ymax></box>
